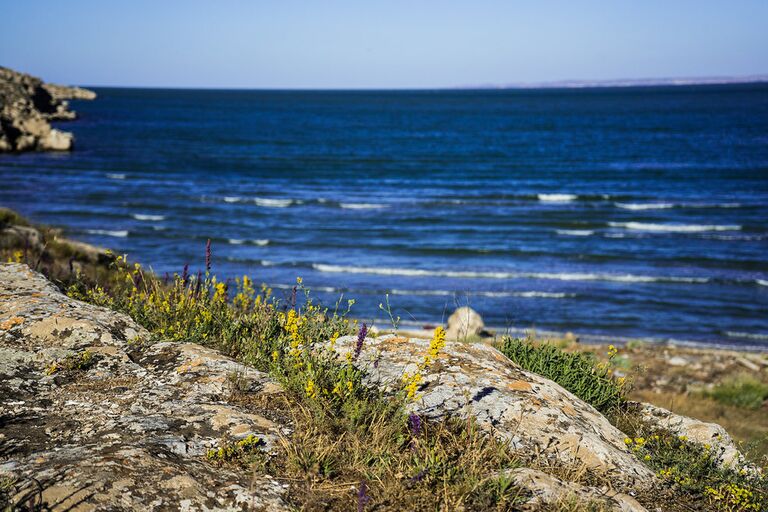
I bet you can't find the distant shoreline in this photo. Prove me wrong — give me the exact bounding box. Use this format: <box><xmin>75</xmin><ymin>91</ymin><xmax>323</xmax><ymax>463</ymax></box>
<box><xmin>74</xmin><ymin>75</ymin><xmax>768</xmax><ymax>92</ymax></box>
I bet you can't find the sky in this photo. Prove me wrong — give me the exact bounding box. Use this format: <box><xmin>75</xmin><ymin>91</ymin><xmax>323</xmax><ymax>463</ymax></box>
<box><xmin>1</xmin><ymin>0</ymin><xmax>767</xmax><ymax>89</ymax></box>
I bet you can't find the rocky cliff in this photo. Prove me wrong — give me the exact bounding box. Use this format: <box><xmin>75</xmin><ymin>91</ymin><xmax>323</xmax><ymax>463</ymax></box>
<box><xmin>0</xmin><ymin>67</ymin><xmax>95</xmax><ymax>152</ymax></box>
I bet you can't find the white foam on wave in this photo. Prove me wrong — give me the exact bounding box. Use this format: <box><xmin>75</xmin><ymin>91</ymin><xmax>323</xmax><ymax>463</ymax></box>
<box><xmin>132</xmin><ymin>214</ymin><xmax>166</xmax><ymax>221</ymax></box>
<box><xmin>339</xmin><ymin>203</ymin><xmax>388</xmax><ymax>210</ymax></box>
<box><xmin>726</xmin><ymin>331</ymin><xmax>768</xmax><ymax>341</ymax></box>
<box><xmin>616</xmin><ymin>202</ymin><xmax>742</xmax><ymax>210</ymax></box>
<box><xmin>223</xmin><ymin>197</ymin><xmax>294</xmax><ymax>207</ymax></box>
<box><xmin>390</xmin><ymin>288</ymin><xmax>571</xmax><ymax>299</ymax></box>
<box><xmin>757</xmin><ymin>279</ymin><xmax>768</xmax><ymax>287</ymax></box>
<box><xmin>255</xmin><ymin>197</ymin><xmax>294</xmax><ymax>208</ymax></box>
<box><xmin>86</xmin><ymin>229</ymin><xmax>128</xmax><ymax>238</ymax></box>
<box><xmin>609</xmin><ymin>222</ymin><xmax>741</xmax><ymax>233</ymax></box>
<box><xmin>615</xmin><ymin>202</ymin><xmax>674</xmax><ymax>210</ymax></box>
<box><xmin>106</xmin><ymin>173</ymin><xmax>126</xmax><ymax>180</ymax></box>
<box><xmin>228</xmin><ymin>238</ymin><xmax>269</xmax><ymax>246</ymax></box>
<box><xmin>538</xmin><ymin>193</ymin><xmax>577</xmax><ymax>202</ymax></box>
<box><xmin>556</xmin><ymin>229</ymin><xmax>594</xmax><ymax>236</ymax></box>
<box><xmin>312</xmin><ymin>263</ymin><xmax>708</xmax><ymax>284</ymax></box>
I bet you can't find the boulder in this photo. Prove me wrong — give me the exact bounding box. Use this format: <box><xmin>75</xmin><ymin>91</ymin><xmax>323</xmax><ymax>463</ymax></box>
<box><xmin>509</xmin><ymin>468</ymin><xmax>647</xmax><ymax>511</ymax></box>
<box><xmin>631</xmin><ymin>401</ymin><xmax>747</xmax><ymax>469</ymax></box>
<box><xmin>0</xmin><ymin>263</ymin><xmax>292</xmax><ymax>510</ymax></box>
<box><xmin>331</xmin><ymin>333</ymin><xmax>656</xmax><ymax>487</ymax></box>
<box><xmin>445</xmin><ymin>306</ymin><xmax>485</xmax><ymax>340</ymax></box>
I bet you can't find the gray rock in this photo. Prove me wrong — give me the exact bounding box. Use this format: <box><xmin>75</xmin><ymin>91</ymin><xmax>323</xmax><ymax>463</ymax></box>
<box><xmin>509</xmin><ymin>468</ymin><xmax>647</xmax><ymax>511</ymax></box>
<box><xmin>0</xmin><ymin>263</ymin><xmax>291</xmax><ymax>510</ymax></box>
<box><xmin>331</xmin><ymin>333</ymin><xmax>657</xmax><ymax>487</ymax></box>
<box><xmin>445</xmin><ymin>306</ymin><xmax>485</xmax><ymax>340</ymax></box>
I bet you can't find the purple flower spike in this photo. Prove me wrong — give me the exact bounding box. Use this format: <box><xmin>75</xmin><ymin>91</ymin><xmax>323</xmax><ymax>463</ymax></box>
<box><xmin>408</xmin><ymin>413</ymin><xmax>422</xmax><ymax>437</ymax></box>
<box><xmin>354</xmin><ymin>323</ymin><xmax>368</xmax><ymax>360</ymax></box>
<box><xmin>205</xmin><ymin>239</ymin><xmax>212</xmax><ymax>273</ymax></box>
<box><xmin>181</xmin><ymin>263</ymin><xmax>189</xmax><ymax>286</ymax></box>
<box><xmin>356</xmin><ymin>481</ymin><xmax>371</xmax><ymax>512</ymax></box>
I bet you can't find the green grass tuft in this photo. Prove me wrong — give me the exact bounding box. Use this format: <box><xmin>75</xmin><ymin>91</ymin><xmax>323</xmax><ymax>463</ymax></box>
<box><xmin>496</xmin><ymin>336</ymin><xmax>627</xmax><ymax>413</ymax></box>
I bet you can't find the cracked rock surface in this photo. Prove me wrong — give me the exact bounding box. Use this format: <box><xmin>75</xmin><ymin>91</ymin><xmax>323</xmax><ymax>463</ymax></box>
<box><xmin>0</xmin><ymin>263</ymin><xmax>290</xmax><ymax>511</ymax></box>
<box><xmin>333</xmin><ymin>334</ymin><xmax>656</xmax><ymax>488</ymax></box>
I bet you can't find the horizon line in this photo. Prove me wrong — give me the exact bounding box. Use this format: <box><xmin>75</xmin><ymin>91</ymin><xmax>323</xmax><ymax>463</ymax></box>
<box><xmin>73</xmin><ymin>73</ymin><xmax>768</xmax><ymax>92</ymax></box>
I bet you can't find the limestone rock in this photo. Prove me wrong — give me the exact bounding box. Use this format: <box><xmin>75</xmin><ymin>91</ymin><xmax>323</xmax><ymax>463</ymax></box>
<box><xmin>0</xmin><ymin>66</ymin><xmax>95</xmax><ymax>153</ymax></box>
<box><xmin>0</xmin><ymin>263</ymin><xmax>291</xmax><ymax>511</ymax></box>
<box><xmin>445</xmin><ymin>306</ymin><xmax>485</xmax><ymax>340</ymax></box>
<box><xmin>331</xmin><ymin>334</ymin><xmax>656</xmax><ymax>487</ymax></box>
<box><xmin>509</xmin><ymin>468</ymin><xmax>647</xmax><ymax>511</ymax></box>
<box><xmin>632</xmin><ymin>401</ymin><xmax>746</xmax><ymax>469</ymax></box>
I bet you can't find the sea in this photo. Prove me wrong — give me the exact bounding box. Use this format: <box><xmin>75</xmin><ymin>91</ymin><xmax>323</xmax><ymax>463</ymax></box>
<box><xmin>1</xmin><ymin>84</ymin><xmax>767</xmax><ymax>349</ymax></box>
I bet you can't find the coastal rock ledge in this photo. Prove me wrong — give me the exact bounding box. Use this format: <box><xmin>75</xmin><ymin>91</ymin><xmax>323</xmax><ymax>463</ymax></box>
<box><xmin>0</xmin><ymin>263</ymin><xmax>292</xmax><ymax>511</ymax></box>
<box><xmin>0</xmin><ymin>66</ymin><xmax>95</xmax><ymax>152</ymax></box>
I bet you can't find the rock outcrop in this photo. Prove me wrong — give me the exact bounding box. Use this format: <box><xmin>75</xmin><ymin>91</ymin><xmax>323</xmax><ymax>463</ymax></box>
<box><xmin>331</xmin><ymin>334</ymin><xmax>656</xmax><ymax>488</ymax></box>
<box><xmin>0</xmin><ymin>264</ymin><xmax>291</xmax><ymax>510</ymax></box>
<box><xmin>0</xmin><ymin>66</ymin><xmax>95</xmax><ymax>152</ymax></box>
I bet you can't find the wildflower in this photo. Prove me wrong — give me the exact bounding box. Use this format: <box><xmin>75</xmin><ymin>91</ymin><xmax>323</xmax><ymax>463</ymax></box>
<box><xmin>424</xmin><ymin>326</ymin><xmax>446</xmax><ymax>367</ymax></box>
<box><xmin>181</xmin><ymin>264</ymin><xmax>189</xmax><ymax>286</ymax></box>
<box><xmin>356</xmin><ymin>481</ymin><xmax>371</xmax><ymax>512</ymax></box>
<box><xmin>354</xmin><ymin>323</ymin><xmax>367</xmax><ymax>360</ymax></box>
<box><xmin>205</xmin><ymin>239</ymin><xmax>212</xmax><ymax>273</ymax></box>
<box><xmin>408</xmin><ymin>413</ymin><xmax>422</xmax><ymax>437</ymax></box>
<box><xmin>607</xmin><ymin>344</ymin><xmax>618</xmax><ymax>358</ymax></box>
<box><xmin>305</xmin><ymin>378</ymin><xmax>316</xmax><ymax>399</ymax></box>
<box><xmin>624</xmin><ymin>437</ymin><xmax>632</xmax><ymax>445</ymax></box>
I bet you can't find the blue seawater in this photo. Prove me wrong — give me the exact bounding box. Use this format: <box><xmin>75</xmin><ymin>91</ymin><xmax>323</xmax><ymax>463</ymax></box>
<box><xmin>1</xmin><ymin>85</ymin><xmax>767</xmax><ymax>348</ymax></box>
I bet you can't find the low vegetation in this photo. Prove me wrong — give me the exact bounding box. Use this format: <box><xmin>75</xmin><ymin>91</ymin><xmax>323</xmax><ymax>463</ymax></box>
<box><xmin>707</xmin><ymin>374</ymin><xmax>768</xmax><ymax>410</ymax></box>
<box><xmin>496</xmin><ymin>336</ymin><xmax>628</xmax><ymax>413</ymax></box>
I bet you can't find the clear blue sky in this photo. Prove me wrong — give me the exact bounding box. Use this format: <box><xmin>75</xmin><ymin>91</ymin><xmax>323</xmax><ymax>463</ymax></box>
<box><xmin>1</xmin><ymin>0</ymin><xmax>766</xmax><ymax>89</ymax></box>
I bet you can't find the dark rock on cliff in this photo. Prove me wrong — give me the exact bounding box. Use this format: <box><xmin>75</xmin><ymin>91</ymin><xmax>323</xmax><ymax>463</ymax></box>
<box><xmin>0</xmin><ymin>66</ymin><xmax>95</xmax><ymax>152</ymax></box>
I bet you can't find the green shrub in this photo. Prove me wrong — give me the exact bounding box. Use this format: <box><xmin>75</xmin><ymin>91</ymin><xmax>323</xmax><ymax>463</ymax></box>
<box><xmin>707</xmin><ymin>374</ymin><xmax>768</xmax><ymax>410</ymax></box>
<box><xmin>496</xmin><ymin>337</ymin><xmax>627</xmax><ymax>413</ymax></box>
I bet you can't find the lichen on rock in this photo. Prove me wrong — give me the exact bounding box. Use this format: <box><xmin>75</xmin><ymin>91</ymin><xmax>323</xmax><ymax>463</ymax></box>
<box><xmin>0</xmin><ymin>263</ymin><xmax>291</xmax><ymax>510</ymax></box>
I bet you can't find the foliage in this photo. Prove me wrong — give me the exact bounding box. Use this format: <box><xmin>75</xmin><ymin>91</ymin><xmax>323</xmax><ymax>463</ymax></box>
<box><xmin>707</xmin><ymin>374</ymin><xmax>768</xmax><ymax>410</ymax></box>
<box><xmin>616</xmin><ymin>408</ymin><xmax>768</xmax><ymax>512</ymax></box>
<box><xmin>496</xmin><ymin>337</ymin><xmax>628</xmax><ymax>413</ymax></box>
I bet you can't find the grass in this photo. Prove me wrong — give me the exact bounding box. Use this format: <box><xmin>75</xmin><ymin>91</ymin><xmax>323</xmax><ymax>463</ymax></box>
<box><xmin>706</xmin><ymin>374</ymin><xmax>768</xmax><ymax>410</ymax></box>
<box><xmin>496</xmin><ymin>336</ymin><xmax>628</xmax><ymax>413</ymax></box>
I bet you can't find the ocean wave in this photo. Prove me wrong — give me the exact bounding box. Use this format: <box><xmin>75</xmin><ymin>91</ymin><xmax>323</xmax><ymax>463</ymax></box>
<box><xmin>615</xmin><ymin>202</ymin><xmax>674</xmax><ymax>210</ymax></box>
<box><xmin>390</xmin><ymin>289</ymin><xmax>571</xmax><ymax>298</ymax></box>
<box><xmin>312</xmin><ymin>263</ymin><xmax>708</xmax><ymax>284</ymax></box>
<box><xmin>556</xmin><ymin>229</ymin><xmax>594</xmax><ymax>236</ymax></box>
<box><xmin>86</xmin><ymin>229</ymin><xmax>128</xmax><ymax>238</ymax></box>
<box><xmin>106</xmin><ymin>173</ymin><xmax>126</xmax><ymax>180</ymax></box>
<box><xmin>725</xmin><ymin>331</ymin><xmax>768</xmax><ymax>341</ymax></box>
<box><xmin>132</xmin><ymin>213</ymin><xmax>166</xmax><ymax>221</ymax></box>
<box><xmin>609</xmin><ymin>222</ymin><xmax>741</xmax><ymax>233</ymax></box>
<box><xmin>758</xmin><ymin>279</ymin><xmax>768</xmax><ymax>287</ymax></box>
<box><xmin>616</xmin><ymin>202</ymin><xmax>742</xmax><ymax>210</ymax></box>
<box><xmin>538</xmin><ymin>193</ymin><xmax>577</xmax><ymax>202</ymax></box>
<box><xmin>339</xmin><ymin>202</ymin><xmax>388</xmax><ymax>210</ymax></box>
<box><xmin>228</xmin><ymin>238</ymin><xmax>269</xmax><ymax>246</ymax></box>
<box><xmin>224</xmin><ymin>196</ymin><xmax>295</xmax><ymax>208</ymax></box>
